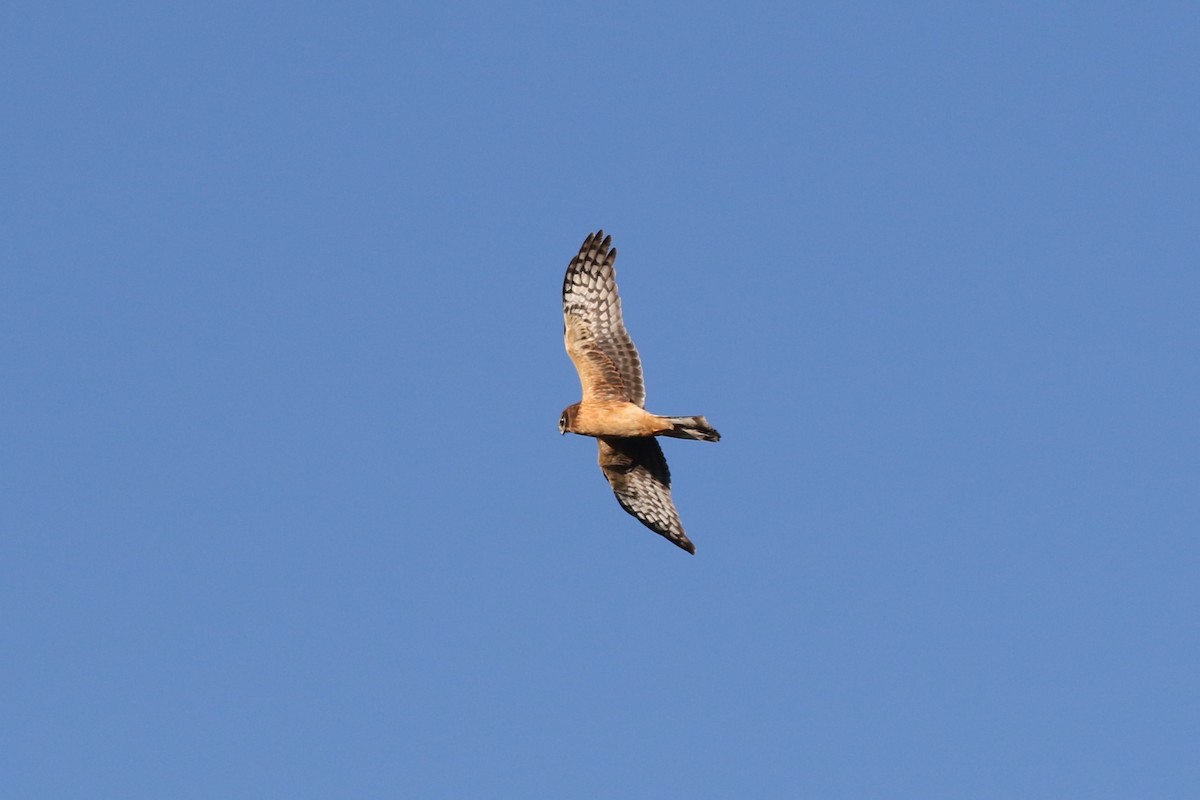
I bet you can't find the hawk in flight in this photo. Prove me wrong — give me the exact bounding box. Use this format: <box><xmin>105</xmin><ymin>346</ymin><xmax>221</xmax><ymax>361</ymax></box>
<box><xmin>559</xmin><ymin>230</ymin><xmax>720</xmax><ymax>554</ymax></box>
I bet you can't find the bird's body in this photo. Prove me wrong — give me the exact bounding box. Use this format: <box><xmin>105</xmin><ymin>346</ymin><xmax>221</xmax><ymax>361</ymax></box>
<box><xmin>558</xmin><ymin>230</ymin><xmax>720</xmax><ymax>554</ymax></box>
<box><xmin>561</xmin><ymin>399</ymin><xmax>661</xmax><ymax>437</ymax></box>
<box><xmin>561</xmin><ymin>399</ymin><xmax>719</xmax><ymax>441</ymax></box>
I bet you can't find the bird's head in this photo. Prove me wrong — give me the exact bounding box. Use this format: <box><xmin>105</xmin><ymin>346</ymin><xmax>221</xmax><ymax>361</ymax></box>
<box><xmin>558</xmin><ymin>403</ymin><xmax>580</xmax><ymax>435</ymax></box>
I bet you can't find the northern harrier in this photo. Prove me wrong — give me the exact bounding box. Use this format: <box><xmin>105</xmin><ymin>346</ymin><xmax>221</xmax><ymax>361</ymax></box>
<box><xmin>559</xmin><ymin>230</ymin><xmax>720</xmax><ymax>554</ymax></box>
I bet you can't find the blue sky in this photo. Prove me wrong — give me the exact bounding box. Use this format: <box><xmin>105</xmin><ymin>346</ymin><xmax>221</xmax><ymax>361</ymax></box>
<box><xmin>3</xmin><ymin>2</ymin><xmax>1197</xmax><ymax>797</ymax></box>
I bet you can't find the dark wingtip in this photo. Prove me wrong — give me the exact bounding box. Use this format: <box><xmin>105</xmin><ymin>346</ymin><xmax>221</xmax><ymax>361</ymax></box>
<box><xmin>577</xmin><ymin>230</ymin><xmax>613</xmax><ymax>258</ymax></box>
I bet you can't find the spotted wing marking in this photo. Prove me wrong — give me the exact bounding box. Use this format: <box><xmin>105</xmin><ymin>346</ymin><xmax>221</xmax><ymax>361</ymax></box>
<box><xmin>562</xmin><ymin>231</ymin><xmax>647</xmax><ymax>406</ymax></box>
<box><xmin>598</xmin><ymin>437</ymin><xmax>694</xmax><ymax>554</ymax></box>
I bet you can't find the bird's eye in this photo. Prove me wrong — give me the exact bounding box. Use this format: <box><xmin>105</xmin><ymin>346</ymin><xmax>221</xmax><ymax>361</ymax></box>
<box><xmin>560</xmin><ymin>414</ymin><xmax>568</xmax><ymax>426</ymax></box>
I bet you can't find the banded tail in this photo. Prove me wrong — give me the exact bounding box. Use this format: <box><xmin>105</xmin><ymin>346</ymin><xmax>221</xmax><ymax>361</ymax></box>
<box><xmin>660</xmin><ymin>415</ymin><xmax>721</xmax><ymax>442</ymax></box>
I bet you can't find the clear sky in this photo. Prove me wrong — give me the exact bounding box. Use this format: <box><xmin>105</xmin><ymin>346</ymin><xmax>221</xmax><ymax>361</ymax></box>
<box><xmin>3</xmin><ymin>2</ymin><xmax>1197</xmax><ymax>797</ymax></box>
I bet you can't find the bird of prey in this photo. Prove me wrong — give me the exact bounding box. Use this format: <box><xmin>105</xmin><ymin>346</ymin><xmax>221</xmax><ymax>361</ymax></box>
<box><xmin>558</xmin><ymin>230</ymin><xmax>720</xmax><ymax>554</ymax></box>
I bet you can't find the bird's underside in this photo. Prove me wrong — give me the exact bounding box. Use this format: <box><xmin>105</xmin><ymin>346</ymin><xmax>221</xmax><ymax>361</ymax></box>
<box><xmin>560</xmin><ymin>230</ymin><xmax>720</xmax><ymax>554</ymax></box>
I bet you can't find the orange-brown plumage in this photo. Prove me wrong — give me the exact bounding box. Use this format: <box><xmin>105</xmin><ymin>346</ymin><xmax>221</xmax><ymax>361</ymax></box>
<box><xmin>561</xmin><ymin>399</ymin><xmax>672</xmax><ymax>438</ymax></box>
<box><xmin>558</xmin><ymin>230</ymin><xmax>721</xmax><ymax>554</ymax></box>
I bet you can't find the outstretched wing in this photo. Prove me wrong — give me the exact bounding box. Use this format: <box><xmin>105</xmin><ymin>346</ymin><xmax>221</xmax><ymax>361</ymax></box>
<box><xmin>563</xmin><ymin>231</ymin><xmax>647</xmax><ymax>407</ymax></box>
<box><xmin>597</xmin><ymin>437</ymin><xmax>694</xmax><ymax>554</ymax></box>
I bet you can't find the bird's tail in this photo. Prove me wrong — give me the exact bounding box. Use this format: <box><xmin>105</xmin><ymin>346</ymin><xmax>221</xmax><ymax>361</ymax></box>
<box><xmin>659</xmin><ymin>415</ymin><xmax>721</xmax><ymax>442</ymax></box>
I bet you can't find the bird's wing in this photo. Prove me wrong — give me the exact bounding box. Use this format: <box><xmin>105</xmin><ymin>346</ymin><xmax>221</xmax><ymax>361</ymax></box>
<box><xmin>562</xmin><ymin>231</ymin><xmax>646</xmax><ymax>406</ymax></box>
<box><xmin>597</xmin><ymin>436</ymin><xmax>694</xmax><ymax>554</ymax></box>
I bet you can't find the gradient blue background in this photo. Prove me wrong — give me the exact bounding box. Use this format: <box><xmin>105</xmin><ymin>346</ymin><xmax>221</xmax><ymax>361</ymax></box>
<box><xmin>4</xmin><ymin>2</ymin><xmax>1197</xmax><ymax>797</ymax></box>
